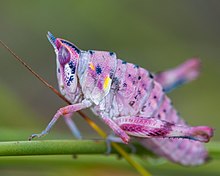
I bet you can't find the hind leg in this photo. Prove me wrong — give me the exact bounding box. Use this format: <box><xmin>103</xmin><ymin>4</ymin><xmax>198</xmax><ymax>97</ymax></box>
<box><xmin>155</xmin><ymin>58</ymin><xmax>200</xmax><ymax>92</ymax></box>
<box><xmin>114</xmin><ymin>116</ymin><xmax>213</xmax><ymax>143</ymax></box>
<box><xmin>102</xmin><ymin>117</ymin><xmax>130</xmax><ymax>144</ymax></box>
<box><xmin>102</xmin><ymin>118</ymin><xmax>135</xmax><ymax>154</ymax></box>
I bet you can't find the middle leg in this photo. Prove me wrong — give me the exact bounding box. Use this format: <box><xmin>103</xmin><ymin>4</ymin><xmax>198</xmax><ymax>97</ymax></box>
<box><xmin>64</xmin><ymin>113</ymin><xmax>82</xmax><ymax>139</ymax></box>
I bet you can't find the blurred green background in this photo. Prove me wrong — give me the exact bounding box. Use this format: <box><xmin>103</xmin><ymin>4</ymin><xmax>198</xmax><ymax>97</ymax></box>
<box><xmin>0</xmin><ymin>0</ymin><xmax>219</xmax><ymax>175</ymax></box>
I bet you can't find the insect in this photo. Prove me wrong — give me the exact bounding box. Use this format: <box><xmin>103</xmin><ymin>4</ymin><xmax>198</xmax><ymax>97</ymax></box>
<box><xmin>29</xmin><ymin>32</ymin><xmax>213</xmax><ymax>166</ymax></box>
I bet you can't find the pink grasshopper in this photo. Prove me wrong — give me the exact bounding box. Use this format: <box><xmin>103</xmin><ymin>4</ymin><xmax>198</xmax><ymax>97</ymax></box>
<box><xmin>29</xmin><ymin>32</ymin><xmax>213</xmax><ymax>166</ymax></box>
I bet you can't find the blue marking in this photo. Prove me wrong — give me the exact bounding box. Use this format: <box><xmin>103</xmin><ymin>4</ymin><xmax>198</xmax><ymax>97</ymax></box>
<box><xmin>67</xmin><ymin>75</ymin><xmax>74</xmax><ymax>86</ymax></box>
<box><xmin>109</xmin><ymin>52</ymin><xmax>114</xmax><ymax>56</ymax></box>
<box><xmin>69</xmin><ymin>75</ymin><xmax>74</xmax><ymax>82</ymax></box>
<box><xmin>47</xmin><ymin>32</ymin><xmax>56</xmax><ymax>49</ymax></box>
<box><xmin>178</xmin><ymin>136</ymin><xmax>198</xmax><ymax>141</ymax></box>
<box><xmin>122</xmin><ymin>60</ymin><xmax>127</xmax><ymax>64</ymax></box>
<box><xmin>149</xmin><ymin>72</ymin><xmax>154</xmax><ymax>79</ymax></box>
<box><xmin>89</xmin><ymin>50</ymin><xmax>94</xmax><ymax>55</ymax></box>
<box><xmin>69</xmin><ymin>61</ymin><xmax>76</xmax><ymax>74</ymax></box>
<box><xmin>47</xmin><ymin>31</ymin><xmax>56</xmax><ymax>42</ymax></box>
<box><xmin>61</xmin><ymin>40</ymin><xmax>80</xmax><ymax>54</ymax></box>
<box><xmin>109</xmin><ymin>69</ymin><xmax>114</xmax><ymax>79</ymax></box>
<box><xmin>134</xmin><ymin>64</ymin><xmax>139</xmax><ymax>68</ymax></box>
<box><xmin>96</xmin><ymin>65</ymin><xmax>102</xmax><ymax>75</ymax></box>
<box><xmin>164</xmin><ymin>78</ymin><xmax>186</xmax><ymax>93</ymax></box>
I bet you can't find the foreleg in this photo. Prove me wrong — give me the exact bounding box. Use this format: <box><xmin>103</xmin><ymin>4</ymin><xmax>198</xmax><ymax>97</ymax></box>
<box><xmin>29</xmin><ymin>100</ymin><xmax>92</xmax><ymax>140</ymax></box>
<box><xmin>155</xmin><ymin>58</ymin><xmax>200</xmax><ymax>92</ymax></box>
<box><xmin>114</xmin><ymin>116</ymin><xmax>213</xmax><ymax>143</ymax></box>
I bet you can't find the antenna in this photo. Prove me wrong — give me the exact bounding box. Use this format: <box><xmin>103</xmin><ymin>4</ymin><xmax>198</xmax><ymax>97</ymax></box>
<box><xmin>0</xmin><ymin>40</ymin><xmax>71</xmax><ymax>105</ymax></box>
<box><xmin>0</xmin><ymin>39</ymin><xmax>108</xmax><ymax>138</ymax></box>
<box><xmin>0</xmin><ymin>40</ymin><xmax>93</xmax><ymax>123</ymax></box>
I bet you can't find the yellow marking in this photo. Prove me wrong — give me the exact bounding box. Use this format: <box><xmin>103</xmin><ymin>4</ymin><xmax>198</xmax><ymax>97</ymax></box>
<box><xmin>103</xmin><ymin>76</ymin><xmax>111</xmax><ymax>90</ymax></box>
<box><xmin>89</xmin><ymin>63</ymin><xmax>95</xmax><ymax>70</ymax></box>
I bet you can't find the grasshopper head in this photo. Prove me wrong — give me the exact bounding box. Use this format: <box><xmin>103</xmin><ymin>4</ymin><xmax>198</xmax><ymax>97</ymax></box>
<box><xmin>47</xmin><ymin>32</ymin><xmax>81</xmax><ymax>99</ymax></box>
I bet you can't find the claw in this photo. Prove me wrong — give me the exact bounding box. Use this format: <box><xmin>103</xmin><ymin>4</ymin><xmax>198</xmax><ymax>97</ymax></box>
<box><xmin>105</xmin><ymin>138</ymin><xmax>112</xmax><ymax>155</ymax></box>
<box><xmin>105</xmin><ymin>134</ymin><xmax>119</xmax><ymax>155</ymax></box>
<box><xmin>28</xmin><ymin>131</ymin><xmax>47</xmax><ymax>141</ymax></box>
<box><xmin>28</xmin><ymin>134</ymin><xmax>39</xmax><ymax>141</ymax></box>
<box><xmin>105</xmin><ymin>134</ymin><xmax>136</xmax><ymax>155</ymax></box>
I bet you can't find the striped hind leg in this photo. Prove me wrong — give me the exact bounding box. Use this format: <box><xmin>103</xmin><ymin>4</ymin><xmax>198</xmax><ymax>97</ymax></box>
<box><xmin>114</xmin><ymin>116</ymin><xmax>213</xmax><ymax>143</ymax></box>
<box><xmin>155</xmin><ymin>58</ymin><xmax>201</xmax><ymax>93</ymax></box>
<box><xmin>102</xmin><ymin>117</ymin><xmax>130</xmax><ymax>144</ymax></box>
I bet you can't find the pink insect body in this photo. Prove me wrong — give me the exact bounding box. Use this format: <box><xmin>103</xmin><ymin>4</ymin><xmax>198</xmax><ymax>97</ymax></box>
<box><xmin>30</xmin><ymin>32</ymin><xmax>213</xmax><ymax>166</ymax></box>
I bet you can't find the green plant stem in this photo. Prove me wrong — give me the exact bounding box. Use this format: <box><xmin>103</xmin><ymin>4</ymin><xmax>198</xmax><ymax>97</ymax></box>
<box><xmin>0</xmin><ymin>140</ymin><xmax>152</xmax><ymax>156</ymax></box>
<box><xmin>0</xmin><ymin>140</ymin><xmax>219</xmax><ymax>176</ymax></box>
<box><xmin>0</xmin><ymin>140</ymin><xmax>218</xmax><ymax>159</ymax></box>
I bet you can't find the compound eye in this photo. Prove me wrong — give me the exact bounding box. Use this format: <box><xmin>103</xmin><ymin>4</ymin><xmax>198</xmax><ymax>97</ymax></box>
<box><xmin>58</xmin><ymin>46</ymin><xmax>70</xmax><ymax>65</ymax></box>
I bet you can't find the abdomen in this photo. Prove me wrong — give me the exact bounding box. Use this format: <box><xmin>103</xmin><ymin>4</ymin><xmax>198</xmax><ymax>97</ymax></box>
<box><xmin>138</xmin><ymin>81</ymin><xmax>208</xmax><ymax>165</ymax></box>
<box><xmin>99</xmin><ymin>59</ymin><xmax>209</xmax><ymax>165</ymax></box>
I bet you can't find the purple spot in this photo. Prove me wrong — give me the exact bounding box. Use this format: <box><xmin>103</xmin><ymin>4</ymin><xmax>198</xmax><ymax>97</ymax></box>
<box><xmin>129</xmin><ymin>101</ymin><xmax>135</xmax><ymax>106</ymax></box>
<box><xmin>141</xmin><ymin>105</ymin><xmax>146</xmax><ymax>112</ymax></box>
<box><xmin>97</xmin><ymin>81</ymin><xmax>102</xmax><ymax>90</ymax></box>
<box><xmin>123</xmin><ymin>83</ymin><xmax>127</xmax><ymax>87</ymax></box>
<box><xmin>58</xmin><ymin>46</ymin><xmax>70</xmax><ymax>65</ymax></box>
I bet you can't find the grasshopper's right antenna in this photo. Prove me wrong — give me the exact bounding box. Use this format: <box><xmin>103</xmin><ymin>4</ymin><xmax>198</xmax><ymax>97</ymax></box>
<box><xmin>0</xmin><ymin>39</ymin><xmax>70</xmax><ymax>105</ymax></box>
